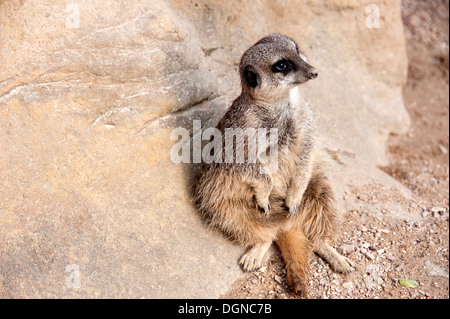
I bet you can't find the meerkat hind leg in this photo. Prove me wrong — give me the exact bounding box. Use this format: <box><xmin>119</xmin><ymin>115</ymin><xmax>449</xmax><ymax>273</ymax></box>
<box><xmin>314</xmin><ymin>242</ymin><xmax>355</xmax><ymax>273</ymax></box>
<box><xmin>239</xmin><ymin>241</ymin><xmax>272</xmax><ymax>272</ymax></box>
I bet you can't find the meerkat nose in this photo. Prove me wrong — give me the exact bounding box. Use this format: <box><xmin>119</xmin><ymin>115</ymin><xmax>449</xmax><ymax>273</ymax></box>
<box><xmin>308</xmin><ymin>69</ymin><xmax>318</xmax><ymax>79</ymax></box>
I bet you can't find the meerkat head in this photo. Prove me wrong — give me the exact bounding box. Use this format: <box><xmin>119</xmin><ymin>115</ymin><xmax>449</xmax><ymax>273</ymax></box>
<box><xmin>239</xmin><ymin>34</ymin><xmax>318</xmax><ymax>102</ymax></box>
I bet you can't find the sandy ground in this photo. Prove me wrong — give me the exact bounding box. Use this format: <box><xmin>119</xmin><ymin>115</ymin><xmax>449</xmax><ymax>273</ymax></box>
<box><xmin>223</xmin><ymin>0</ymin><xmax>449</xmax><ymax>299</ymax></box>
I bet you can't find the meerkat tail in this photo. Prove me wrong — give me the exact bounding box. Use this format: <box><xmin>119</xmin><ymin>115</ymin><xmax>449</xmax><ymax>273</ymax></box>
<box><xmin>276</xmin><ymin>228</ymin><xmax>311</xmax><ymax>296</ymax></box>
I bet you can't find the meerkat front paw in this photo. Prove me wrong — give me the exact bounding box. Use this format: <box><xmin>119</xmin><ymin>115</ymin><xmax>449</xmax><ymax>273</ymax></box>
<box><xmin>258</xmin><ymin>203</ymin><xmax>271</xmax><ymax>215</ymax></box>
<box><xmin>284</xmin><ymin>195</ymin><xmax>302</xmax><ymax>217</ymax></box>
<box><xmin>253</xmin><ymin>195</ymin><xmax>271</xmax><ymax>215</ymax></box>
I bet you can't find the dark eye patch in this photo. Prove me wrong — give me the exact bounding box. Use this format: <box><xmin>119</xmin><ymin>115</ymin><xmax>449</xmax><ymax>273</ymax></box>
<box><xmin>272</xmin><ymin>59</ymin><xmax>295</xmax><ymax>74</ymax></box>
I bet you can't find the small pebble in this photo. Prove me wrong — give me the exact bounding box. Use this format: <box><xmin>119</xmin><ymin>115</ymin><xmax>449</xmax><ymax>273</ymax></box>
<box><xmin>342</xmin><ymin>282</ymin><xmax>354</xmax><ymax>291</ymax></box>
<box><xmin>364</xmin><ymin>252</ymin><xmax>375</xmax><ymax>260</ymax></box>
<box><xmin>274</xmin><ymin>275</ymin><xmax>283</xmax><ymax>285</ymax></box>
<box><xmin>385</xmin><ymin>253</ymin><xmax>395</xmax><ymax>261</ymax></box>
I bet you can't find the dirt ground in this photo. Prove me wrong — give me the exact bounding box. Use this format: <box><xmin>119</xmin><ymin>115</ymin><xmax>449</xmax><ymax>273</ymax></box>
<box><xmin>223</xmin><ymin>0</ymin><xmax>449</xmax><ymax>299</ymax></box>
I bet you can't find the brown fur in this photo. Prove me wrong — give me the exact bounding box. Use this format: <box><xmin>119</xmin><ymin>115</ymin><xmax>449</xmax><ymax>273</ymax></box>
<box><xmin>193</xmin><ymin>34</ymin><xmax>354</xmax><ymax>297</ymax></box>
<box><xmin>277</xmin><ymin>228</ymin><xmax>311</xmax><ymax>294</ymax></box>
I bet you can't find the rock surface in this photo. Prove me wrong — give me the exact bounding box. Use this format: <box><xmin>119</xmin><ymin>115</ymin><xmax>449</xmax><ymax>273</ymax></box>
<box><xmin>0</xmin><ymin>0</ymin><xmax>412</xmax><ymax>298</ymax></box>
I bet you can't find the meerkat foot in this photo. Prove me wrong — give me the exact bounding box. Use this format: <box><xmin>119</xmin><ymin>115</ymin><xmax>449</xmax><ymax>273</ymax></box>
<box><xmin>314</xmin><ymin>243</ymin><xmax>355</xmax><ymax>273</ymax></box>
<box><xmin>239</xmin><ymin>242</ymin><xmax>272</xmax><ymax>272</ymax></box>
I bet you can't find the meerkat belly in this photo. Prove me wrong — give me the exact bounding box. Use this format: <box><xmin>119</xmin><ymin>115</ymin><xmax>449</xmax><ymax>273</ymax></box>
<box><xmin>270</xmin><ymin>138</ymin><xmax>300</xmax><ymax>197</ymax></box>
<box><xmin>199</xmin><ymin>169</ymin><xmax>277</xmax><ymax>244</ymax></box>
<box><xmin>202</xmin><ymin>169</ymin><xmax>252</xmax><ymax>204</ymax></box>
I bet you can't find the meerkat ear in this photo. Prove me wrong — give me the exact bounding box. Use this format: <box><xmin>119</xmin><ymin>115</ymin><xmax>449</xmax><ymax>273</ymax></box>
<box><xmin>243</xmin><ymin>66</ymin><xmax>260</xmax><ymax>89</ymax></box>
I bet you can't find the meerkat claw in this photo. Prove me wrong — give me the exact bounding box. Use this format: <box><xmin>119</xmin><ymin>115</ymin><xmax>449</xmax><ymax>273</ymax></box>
<box><xmin>288</xmin><ymin>206</ymin><xmax>298</xmax><ymax>217</ymax></box>
<box><xmin>258</xmin><ymin>203</ymin><xmax>271</xmax><ymax>215</ymax></box>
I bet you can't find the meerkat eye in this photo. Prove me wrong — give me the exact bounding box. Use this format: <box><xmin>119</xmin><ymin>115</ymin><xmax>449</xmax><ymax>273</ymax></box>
<box><xmin>272</xmin><ymin>59</ymin><xmax>293</xmax><ymax>73</ymax></box>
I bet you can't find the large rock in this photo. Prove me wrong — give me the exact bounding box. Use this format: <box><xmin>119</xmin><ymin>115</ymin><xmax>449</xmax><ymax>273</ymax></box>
<box><xmin>0</xmin><ymin>0</ymin><xmax>412</xmax><ymax>298</ymax></box>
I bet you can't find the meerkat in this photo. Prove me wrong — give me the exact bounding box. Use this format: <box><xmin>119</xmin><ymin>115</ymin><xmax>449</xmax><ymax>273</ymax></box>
<box><xmin>193</xmin><ymin>34</ymin><xmax>354</xmax><ymax>296</ymax></box>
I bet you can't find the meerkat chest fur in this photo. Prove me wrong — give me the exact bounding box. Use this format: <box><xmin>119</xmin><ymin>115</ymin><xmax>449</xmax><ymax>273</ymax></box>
<box><xmin>268</xmin><ymin>86</ymin><xmax>316</xmax><ymax>190</ymax></box>
<box><xmin>287</xmin><ymin>86</ymin><xmax>316</xmax><ymax>148</ymax></box>
<box><xmin>269</xmin><ymin>86</ymin><xmax>315</xmax><ymax>154</ymax></box>
<box><xmin>288</xmin><ymin>86</ymin><xmax>300</xmax><ymax>107</ymax></box>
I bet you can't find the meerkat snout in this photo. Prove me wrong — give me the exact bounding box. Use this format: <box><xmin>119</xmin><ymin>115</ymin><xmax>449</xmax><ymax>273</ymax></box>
<box><xmin>294</xmin><ymin>58</ymin><xmax>318</xmax><ymax>81</ymax></box>
<box><xmin>308</xmin><ymin>68</ymin><xmax>319</xmax><ymax>79</ymax></box>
